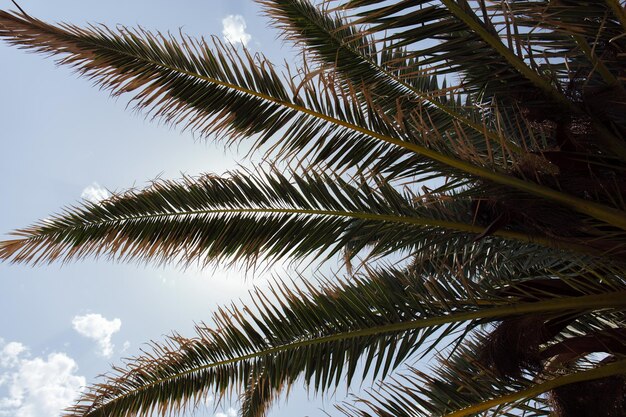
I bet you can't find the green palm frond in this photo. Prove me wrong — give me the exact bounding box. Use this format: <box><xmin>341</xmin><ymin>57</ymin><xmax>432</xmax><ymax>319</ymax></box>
<box><xmin>3</xmin><ymin>167</ymin><xmax>600</xmax><ymax>268</ymax></box>
<box><xmin>63</xmin><ymin>264</ymin><xmax>626</xmax><ymax>417</ymax></box>
<box><xmin>0</xmin><ymin>7</ymin><xmax>469</xmax><ymax>183</ymax></box>
<box><xmin>509</xmin><ymin>0</ymin><xmax>625</xmax><ymax>81</ymax></box>
<box><xmin>0</xmin><ymin>9</ymin><xmax>419</xmax><ymax>179</ymax></box>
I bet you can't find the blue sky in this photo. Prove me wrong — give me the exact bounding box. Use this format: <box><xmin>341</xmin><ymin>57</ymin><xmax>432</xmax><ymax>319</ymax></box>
<box><xmin>0</xmin><ymin>1</ymin><xmax>357</xmax><ymax>416</ymax></box>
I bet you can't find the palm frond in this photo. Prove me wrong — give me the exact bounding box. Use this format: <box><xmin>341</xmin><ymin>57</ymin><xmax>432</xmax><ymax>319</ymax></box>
<box><xmin>4</xmin><ymin>167</ymin><xmax>600</xmax><ymax>268</ymax></box>
<box><xmin>510</xmin><ymin>0</ymin><xmax>625</xmax><ymax>87</ymax></box>
<box><xmin>0</xmin><ymin>7</ymin><xmax>474</xmax><ymax>184</ymax></box>
<box><xmin>64</xmin><ymin>264</ymin><xmax>626</xmax><ymax>417</ymax></box>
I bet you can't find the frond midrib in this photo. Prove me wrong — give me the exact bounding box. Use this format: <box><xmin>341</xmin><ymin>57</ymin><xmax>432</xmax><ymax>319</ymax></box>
<box><xmin>24</xmin><ymin>206</ymin><xmax>595</xmax><ymax>254</ymax></box>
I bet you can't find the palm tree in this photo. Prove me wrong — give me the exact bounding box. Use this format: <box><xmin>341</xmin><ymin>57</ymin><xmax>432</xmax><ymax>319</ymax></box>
<box><xmin>1</xmin><ymin>0</ymin><xmax>626</xmax><ymax>416</ymax></box>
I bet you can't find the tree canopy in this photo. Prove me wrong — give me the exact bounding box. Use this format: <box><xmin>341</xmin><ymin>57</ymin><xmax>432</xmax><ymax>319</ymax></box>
<box><xmin>1</xmin><ymin>1</ymin><xmax>626</xmax><ymax>416</ymax></box>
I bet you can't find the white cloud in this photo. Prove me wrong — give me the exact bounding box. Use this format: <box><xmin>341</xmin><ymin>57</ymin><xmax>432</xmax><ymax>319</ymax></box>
<box><xmin>0</xmin><ymin>341</ymin><xmax>85</xmax><ymax>417</ymax></box>
<box><xmin>71</xmin><ymin>314</ymin><xmax>121</xmax><ymax>358</ymax></box>
<box><xmin>80</xmin><ymin>182</ymin><xmax>110</xmax><ymax>203</ymax></box>
<box><xmin>0</xmin><ymin>342</ymin><xmax>26</xmax><ymax>368</ymax></box>
<box><xmin>222</xmin><ymin>15</ymin><xmax>251</xmax><ymax>46</ymax></box>
<box><xmin>215</xmin><ymin>407</ymin><xmax>237</xmax><ymax>417</ymax></box>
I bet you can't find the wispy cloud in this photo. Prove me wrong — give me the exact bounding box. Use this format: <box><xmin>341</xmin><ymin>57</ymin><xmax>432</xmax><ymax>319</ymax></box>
<box><xmin>222</xmin><ymin>15</ymin><xmax>251</xmax><ymax>46</ymax></box>
<box><xmin>80</xmin><ymin>182</ymin><xmax>110</xmax><ymax>203</ymax></box>
<box><xmin>0</xmin><ymin>340</ymin><xmax>85</xmax><ymax>417</ymax></box>
<box><xmin>71</xmin><ymin>313</ymin><xmax>121</xmax><ymax>358</ymax></box>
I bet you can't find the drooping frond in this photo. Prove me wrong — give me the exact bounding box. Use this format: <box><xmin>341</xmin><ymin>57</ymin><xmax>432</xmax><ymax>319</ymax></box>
<box><xmin>63</xmin><ymin>265</ymin><xmax>626</xmax><ymax>417</ymax></box>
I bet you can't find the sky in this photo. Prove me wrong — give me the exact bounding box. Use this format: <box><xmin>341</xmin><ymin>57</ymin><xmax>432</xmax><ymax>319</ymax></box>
<box><xmin>0</xmin><ymin>1</ymin><xmax>360</xmax><ymax>416</ymax></box>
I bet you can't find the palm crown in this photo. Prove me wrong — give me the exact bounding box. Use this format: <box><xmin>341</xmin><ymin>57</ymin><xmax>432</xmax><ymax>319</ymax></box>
<box><xmin>1</xmin><ymin>0</ymin><xmax>626</xmax><ymax>416</ymax></box>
